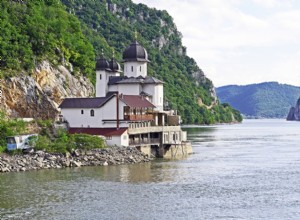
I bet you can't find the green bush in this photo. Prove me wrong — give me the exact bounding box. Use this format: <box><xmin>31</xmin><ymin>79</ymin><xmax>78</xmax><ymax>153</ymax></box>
<box><xmin>33</xmin><ymin>129</ymin><xmax>105</xmax><ymax>154</ymax></box>
<box><xmin>0</xmin><ymin>111</ymin><xmax>27</xmax><ymax>150</ymax></box>
<box><xmin>69</xmin><ymin>133</ymin><xmax>105</xmax><ymax>151</ymax></box>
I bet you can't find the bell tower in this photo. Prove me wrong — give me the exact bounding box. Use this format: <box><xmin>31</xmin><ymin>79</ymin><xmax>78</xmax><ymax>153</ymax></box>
<box><xmin>123</xmin><ymin>33</ymin><xmax>149</xmax><ymax>78</ymax></box>
<box><xmin>96</xmin><ymin>50</ymin><xmax>110</xmax><ymax>97</ymax></box>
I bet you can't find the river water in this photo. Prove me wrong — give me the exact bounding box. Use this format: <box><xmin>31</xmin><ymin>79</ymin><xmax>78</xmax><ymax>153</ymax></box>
<box><xmin>0</xmin><ymin>119</ymin><xmax>299</xmax><ymax>219</ymax></box>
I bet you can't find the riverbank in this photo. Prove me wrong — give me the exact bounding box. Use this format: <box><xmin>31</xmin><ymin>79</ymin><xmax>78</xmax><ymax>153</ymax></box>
<box><xmin>0</xmin><ymin>147</ymin><xmax>152</xmax><ymax>173</ymax></box>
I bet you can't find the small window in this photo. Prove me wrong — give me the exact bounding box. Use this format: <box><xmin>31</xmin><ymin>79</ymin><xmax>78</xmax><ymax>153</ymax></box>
<box><xmin>140</xmin><ymin>66</ymin><xmax>142</xmax><ymax>72</ymax></box>
<box><xmin>81</xmin><ymin>110</ymin><xmax>84</xmax><ymax>114</ymax></box>
<box><xmin>90</xmin><ymin>109</ymin><xmax>95</xmax><ymax>117</ymax></box>
<box><xmin>100</xmin><ymin>74</ymin><xmax>102</xmax><ymax>80</ymax></box>
<box><xmin>131</xmin><ymin>66</ymin><xmax>133</xmax><ymax>72</ymax></box>
<box><xmin>123</xmin><ymin>135</ymin><xmax>127</xmax><ymax>140</ymax></box>
<box><xmin>106</xmin><ymin>136</ymin><xmax>112</xmax><ymax>140</ymax></box>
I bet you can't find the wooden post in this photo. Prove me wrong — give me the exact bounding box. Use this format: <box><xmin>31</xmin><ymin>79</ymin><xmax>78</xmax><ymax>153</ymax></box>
<box><xmin>116</xmin><ymin>92</ymin><xmax>119</xmax><ymax>129</ymax></box>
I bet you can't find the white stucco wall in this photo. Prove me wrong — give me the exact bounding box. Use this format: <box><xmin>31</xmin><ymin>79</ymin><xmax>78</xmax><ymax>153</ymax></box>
<box><xmin>124</xmin><ymin>62</ymin><xmax>147</xmax><ymax>77</ymax></box>
<box><xmin>61</xmin><ymin>108</ymin><xmax>103</xmax><ymax>128</ymax></box>
<box><xmin>106</xmin><ymin>132</ymin><xmax>129</xmax><ymax>147</ymax></box>
<box><xmin>117</xmin><ymin>84</ymin><xmax>141</xmax><ymax>96</ymax></box>
<box><xmin>143</xmin><ymin>84</ymin><xmax>164</xmax><ymax>111</ymax></box>
<box><xmin>108</xmin><ymin>84</ymin><xmax>118</xmax><ymax>93</ymax></box>
<box><xmin>96</xmin><ymin>70</ymin><xmax>121</xmax><ymax>97</ymax></box>
<box><xmin>101</xmin><ymin>96</ymin><xmax>128</xmax><ymax>128</ymax></box>
<box><xmin>96</xmin><ymin>70</ymin><xmax>107</xmax><ymax>97</ymax></box>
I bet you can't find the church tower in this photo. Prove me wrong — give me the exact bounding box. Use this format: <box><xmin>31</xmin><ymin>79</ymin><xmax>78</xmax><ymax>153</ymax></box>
<box><xmin>96</xmin><ymin>51</ymin><xmax>122</xmax><ymax>97</ymax></box>
<box><xmin>95</xmin><ymin>52</ymin><xmax>111</xmax><ymax>97</ymax></box>
<box><xmin>123</xmin><ymin>40</ymin><xmax>149</xmax><ymax>78</ymax></box>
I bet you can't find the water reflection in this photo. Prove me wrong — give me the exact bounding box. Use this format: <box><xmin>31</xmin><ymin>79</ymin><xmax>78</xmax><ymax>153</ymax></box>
<box><xmin>98</xmin><ymin>161</ymin><xmax>184</xmax><ymax>183</ymax></box>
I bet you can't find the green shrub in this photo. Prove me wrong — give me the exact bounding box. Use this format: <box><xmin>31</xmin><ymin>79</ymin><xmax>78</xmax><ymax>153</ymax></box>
<box><xmin>69</xmin><ymin>133</ymin><xmax>105</xmax><ymax>151</ymax></box>
<box><xmin>0</xmin><ymin>111</ymin><xmax>27</xmax><ymax>150</ymax></box>
<box><xmin>33</xmin><ymin>130</ymin><xmax>105</xmax><ymax>154</ymax></box>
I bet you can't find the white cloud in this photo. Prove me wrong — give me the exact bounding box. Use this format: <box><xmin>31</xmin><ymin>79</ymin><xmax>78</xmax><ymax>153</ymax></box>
<box><xmin>251</xmin><ymin>0</ymin><xmax>294</xmax><ymax>8</ymax></box>
<box><xmin>132</xmin><ymin>0</ymin><xmax>300</xmax><ymax>86</ymax></box>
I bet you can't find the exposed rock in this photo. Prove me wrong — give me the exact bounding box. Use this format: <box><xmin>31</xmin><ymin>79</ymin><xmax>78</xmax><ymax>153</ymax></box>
<box><xmin>0</xmin><ymin>147</ymin><xmax>152</xmax><ymax>173</ymax></box>
<box><xmin>287</xmin><ymin>97</ymin><xmax>300</xmax><ymax>121</ymax></box>
<box><xmin>72</xmin><ymin>161</ymin><xmax>82</xmax><ymax>167</ymax></box>
<box><xmin>0</xmin><ymin>61</ymin><xmax>94</xmax><ymax>119</ymax></box>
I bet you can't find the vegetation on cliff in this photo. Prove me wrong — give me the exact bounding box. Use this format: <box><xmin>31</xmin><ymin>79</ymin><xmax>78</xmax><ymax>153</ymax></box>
<box><xmin>0</xmin><ymin>0</ymin><xmax>95</xmax><ymax>79</ymax></box>
<box><xmin>0</xmin><ymin>0</ymin><xmax>242</xmax><ymax>124</ymax></box>
<box><xmin>0</xmin><ymin>111</ymin><xmax>104</xmax><ymax>154</ymax></box>
<box><xmin>217</xmin><ymin>82</ymin><xmax>300</xmax><ymax>118</ymax></box>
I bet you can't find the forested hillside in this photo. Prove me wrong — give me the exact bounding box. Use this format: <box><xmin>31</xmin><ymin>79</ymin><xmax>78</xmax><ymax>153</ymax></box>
<box><xmin>217</xmin><ymin>82</ymin><xmax>300</xmax><ymax>118</ymax></box>
<box><xmin>0</xmin><ymin>0</ymin><xmax>95</xmax><ymax>78</ymax></box>
<box><xmin>0</xmin><ymin>0</ymin><xmax>242</xmax><ymax>124</ymax></box>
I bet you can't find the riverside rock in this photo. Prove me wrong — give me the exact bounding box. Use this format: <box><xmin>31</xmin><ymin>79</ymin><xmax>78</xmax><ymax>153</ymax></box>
<box><xmin>0</xmin><ymin>147</ymin><xmax>152</xmax><ymax>173</ymax></box>
<box><xmin>287</xmin><ymin>97</ymin><xmax>300</xmax><ymax>121</ymax></box>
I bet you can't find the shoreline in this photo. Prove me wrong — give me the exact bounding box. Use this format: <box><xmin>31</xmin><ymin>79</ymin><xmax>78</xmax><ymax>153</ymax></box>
<box><xmin>0</xmin><ymin>146</ymin><xmax>152</xmax><ymax>173</ymax></box>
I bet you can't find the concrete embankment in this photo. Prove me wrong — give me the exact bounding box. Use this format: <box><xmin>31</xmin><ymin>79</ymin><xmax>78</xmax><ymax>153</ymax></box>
<box><xmin>0</xmin><ymin>147</ymin><xmax>152</xmax><ymax>173</ymax></box>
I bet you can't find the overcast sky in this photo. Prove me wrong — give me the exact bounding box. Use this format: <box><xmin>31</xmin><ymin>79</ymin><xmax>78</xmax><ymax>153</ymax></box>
<box><xmin>132</xmin><ymin>0</ymin><xmax>300</xmax><ymax>87</ymax></box>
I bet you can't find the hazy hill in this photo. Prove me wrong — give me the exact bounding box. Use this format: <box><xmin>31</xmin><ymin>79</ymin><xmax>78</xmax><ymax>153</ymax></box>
<box><xmin>217</xmin><ymin>82</ymin><xmax>300</xmax><ymax>118</ymax></box>
<box><xmin>0</xmin><ymin>0</ymin><xmax>242</xmax><ymax>124</ymax></box>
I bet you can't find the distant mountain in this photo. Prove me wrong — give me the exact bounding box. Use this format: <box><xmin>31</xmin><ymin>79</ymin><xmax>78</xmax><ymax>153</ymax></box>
<box><xmin>216</xmin><ymin>82</ymin><xmax>300</xmax><ymax>118</ymax></box>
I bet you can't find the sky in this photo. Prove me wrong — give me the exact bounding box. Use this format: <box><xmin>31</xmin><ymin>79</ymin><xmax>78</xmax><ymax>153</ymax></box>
<box><xmin>132</xmin><ymin>0</ymin><xmax>300</xmax><ymax>87</ymax></box>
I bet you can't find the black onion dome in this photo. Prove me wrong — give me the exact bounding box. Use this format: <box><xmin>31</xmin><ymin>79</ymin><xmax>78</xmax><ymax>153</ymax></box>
<box><xmin>96</xmin><ymin>56</ymin><xmax>110</xmax><ymax>71</ymax></box>
<box><xmin>123</xmin><ymin>41</ymin><xmax>149</xmax><ymax>62</ymax></box>
<box><xmin>109</xmin><ymin>58</ymin><xmax>122</xmax><ymax>72</ymax></box>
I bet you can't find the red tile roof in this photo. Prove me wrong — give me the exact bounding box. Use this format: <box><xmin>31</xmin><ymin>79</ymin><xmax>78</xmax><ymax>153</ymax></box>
<box><xmin>69</xmin><ymin>127</ymin><xmax>127</xmax><ymax>136</ymax></box>
<box><xmin>120</xmin><ymin>95</ymin><xmax>155</xmax><ymax>108</ymax></box>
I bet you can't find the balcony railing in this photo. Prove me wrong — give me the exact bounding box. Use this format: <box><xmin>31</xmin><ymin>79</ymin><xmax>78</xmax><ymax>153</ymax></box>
<box><xmin>124</xmin><ymin>114</ymin><xmax>154</xmax><ymax>121</ymax></box>
<box><xmin>129</xmin><ymin>138</ymin><xmax>160</xmax><ymax>146</ymax></box>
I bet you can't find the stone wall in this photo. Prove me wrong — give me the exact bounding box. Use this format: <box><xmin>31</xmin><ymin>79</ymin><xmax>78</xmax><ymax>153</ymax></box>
<box><xmin>163</xmin><ymin>142</ymin><xmax>193</xmax><ymax>158</ymax></box>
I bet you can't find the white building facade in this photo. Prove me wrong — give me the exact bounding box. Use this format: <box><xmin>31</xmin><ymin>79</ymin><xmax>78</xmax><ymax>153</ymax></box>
<box><xmin>59</xmin><ymin>40</ymin><xmax>191</xmax><ymax>157</ymax></box>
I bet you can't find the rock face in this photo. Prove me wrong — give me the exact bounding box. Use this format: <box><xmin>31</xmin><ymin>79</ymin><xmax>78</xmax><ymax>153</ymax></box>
<box><xmin>0</xmin><ymin>61</ymin><xmax>94</xmax><ymax>119</ymax></box>
<box><xmin>287</xmin><ymin>97</ymin><xmax>300</xmax><ymax>121</ymax></box>
<box><xmin>0</xmin><ymin>147</ymin><xmax>151</xmax><ymax>173</ymax></box>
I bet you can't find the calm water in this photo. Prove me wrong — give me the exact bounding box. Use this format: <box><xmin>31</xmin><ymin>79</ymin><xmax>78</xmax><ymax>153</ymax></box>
<box><xmin>0</xmin><ymin>119</ymin><xmax>299</xmax><ymax>220</ymax></box>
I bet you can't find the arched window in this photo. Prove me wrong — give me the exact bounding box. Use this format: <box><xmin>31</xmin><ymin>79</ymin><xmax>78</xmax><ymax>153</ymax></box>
<box><xmin>90</xmin><ymin>110</ymin><xmax>94</xmax><ymax>117</ymax></box>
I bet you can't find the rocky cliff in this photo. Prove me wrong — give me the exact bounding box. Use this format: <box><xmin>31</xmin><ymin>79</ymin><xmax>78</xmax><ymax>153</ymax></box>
<box><xmin>0</xmin><ymin>61</ymin><xmax>94</xmax><ymax>119</ymax></box>
<box><xmin>287</xmin><ymin>97</ymin><xmax>300</xmax><ymax>121</ymax></box>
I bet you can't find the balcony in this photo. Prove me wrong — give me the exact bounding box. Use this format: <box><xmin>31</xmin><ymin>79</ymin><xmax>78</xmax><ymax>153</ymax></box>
<box><xmin>124</xmin><ymin>114</ymin><xmax>154</xmax><ymax>121</ymax></box>
<box><xmin>129</xmin><ymin>138</ymin><xmax>160</xmax><ymax>146</ymax></box>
